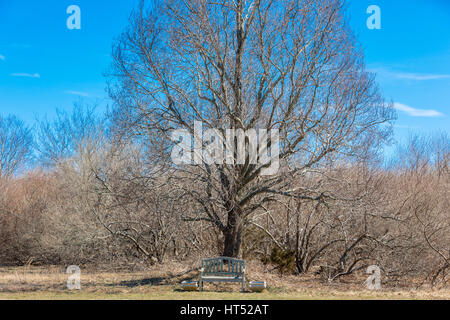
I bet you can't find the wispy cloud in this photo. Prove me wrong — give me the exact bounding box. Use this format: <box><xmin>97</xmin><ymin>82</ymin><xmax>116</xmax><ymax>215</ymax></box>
<box><xmin>0</xmin><ymin>54</ymin><xmax>4</xmax><ymax>61</ymax></box>
<box><xmin>393</xmin><ymin>124</ymin><xmax>420</xmax><ymax>129</ymax></box>
<box><xmin>393</xmin><ymin>103</ymin><xmax>444</xmax><ymax>117</ymax></box>
<box><xmin>11</xmin><ymin>73</ymin><xmax>41</xmax><ymax>78</ymax></box>
<box><xmin>369</xmin><ymin>67</ymin><xmax>450</xmax><ymax>81</ymax></box>
<box><xmin>393</xmin><ymin>72</ymin><xmax>450</xmax><ymax>81</ymax></box>
<box><xmin>65</xmin><ymin>90</ymin><xmax>90</xmax><ymax>97</ymax></box>
<box><xmin>3</xmin><ymin>43</ymin><xmax>31</xmax><ymax>49</ymax></box>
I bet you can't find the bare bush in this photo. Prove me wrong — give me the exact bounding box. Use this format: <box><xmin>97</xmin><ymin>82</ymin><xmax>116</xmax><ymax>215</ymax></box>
<box><xmin>0</xmin><ymin>114</ymin><xmax>33</xmax><ymax>178</ymax></box>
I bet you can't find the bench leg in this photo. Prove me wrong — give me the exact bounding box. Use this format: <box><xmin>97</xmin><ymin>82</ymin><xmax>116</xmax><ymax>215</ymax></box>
<box><xmin>199</xmin><ymin>280</ymin><xmax>203</xmax><ymax>292</ymax></box>
<box><xmin>242</xmin><ymin>277</ymin><xmax>245</xmax><ymax>293</ymax></box>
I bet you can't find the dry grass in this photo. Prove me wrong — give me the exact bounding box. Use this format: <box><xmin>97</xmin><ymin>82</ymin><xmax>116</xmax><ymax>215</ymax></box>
<box><xmin>0</xmin><ymin>262</ymin><xmax>448</xmax><ymax>300</ymax></box>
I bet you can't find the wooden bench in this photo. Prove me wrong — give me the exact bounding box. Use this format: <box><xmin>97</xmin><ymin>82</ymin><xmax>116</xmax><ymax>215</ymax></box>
<box><xmin>199</xmin><ymin>257</ymin><xmax>246</xmax><ymax>292</ymax></box>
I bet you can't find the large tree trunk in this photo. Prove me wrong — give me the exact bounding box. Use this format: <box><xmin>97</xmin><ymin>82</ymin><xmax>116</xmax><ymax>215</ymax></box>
<box><xmin>222</xmin><ymin>208</ymin><xmax>243</xmax><ymax>258</ymax></box>
<box><xmin>222</xmin><ymin>0</ymin><xmax>244</xmax><ymax>259</ymax></box>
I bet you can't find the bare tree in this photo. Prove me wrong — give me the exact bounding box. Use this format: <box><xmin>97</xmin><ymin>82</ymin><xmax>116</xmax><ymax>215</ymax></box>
<box><xmin>109</xmin><ymin>0</ymin><xmax>395</xmax><ymax>258</ymax></box>
<box><xmin>0</xmin><ymin>115</ymin><xmax>33</xmax><ymax>178</ymax></box>
<box><xmin>35</xmin><ymin>102</ymin><xmax>106</xmax><ymax>167</ymax></box>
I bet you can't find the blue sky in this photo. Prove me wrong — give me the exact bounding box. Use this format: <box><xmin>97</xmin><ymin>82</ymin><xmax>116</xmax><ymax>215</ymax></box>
<box><xmin>348</xmin><ymin>0</ymin><xmax>450</xmax><ymax>146</ymax></box>
<box><xmin>0</xmin><ymin>0</ymin><xmax>449</xmax><ymax>148</ymax></box>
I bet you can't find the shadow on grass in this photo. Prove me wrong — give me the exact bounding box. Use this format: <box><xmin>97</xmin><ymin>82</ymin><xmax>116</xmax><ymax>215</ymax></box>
<box><xmin>107</xmin><ymin>269</ymin><xmax>199</xmax><ymax>288</ymax></box>
<box><xmin>114</xmin><ymin>277</ymin><xmax>165</xmax><ymax>288</ymax></box>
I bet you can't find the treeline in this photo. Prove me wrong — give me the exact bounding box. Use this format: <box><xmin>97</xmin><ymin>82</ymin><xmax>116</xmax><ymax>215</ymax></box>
<box><xmin>0</xmin><ymin>105</ymin><xmax>448</xmax><ymax>287</ymax></box>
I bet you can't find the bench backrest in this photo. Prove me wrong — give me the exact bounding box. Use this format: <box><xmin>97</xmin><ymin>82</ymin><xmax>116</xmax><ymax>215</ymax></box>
<box><xmin>201</xmin><ymin>257</ymin><xmax>245</xmax><ymax>276</ymax></box>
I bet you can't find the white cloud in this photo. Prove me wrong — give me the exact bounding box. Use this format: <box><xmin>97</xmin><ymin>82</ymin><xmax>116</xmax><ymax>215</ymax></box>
<box><xmin>369</xmin><ymin>67</ymin><xmax>450</xmax><ymax>81</ymax></box>
<box><xmin>11</xmin><ymin>73</ymin><xmax>40</xmax><ymax>78</ymax></box>
<box><xmin>393</xmin><ymin>103</ymin><xmax>444</xmax><ymax>117</ymax></box>
<box><xmin>65</xmin><ymin>90</ymin><xmax>90</xmax><ymax>97</ymax></box>
<box><xmin>5</xmin><ymin>43</ymin><xmax>31</xmax><ymax>49</ymax></box>
<box><xmin>0</xmin><ymin>54</ymin><xmax>5</xmax><ymax>61</ymax></box>
<box><xmin>394</xmin><ymin>72</ymin><xmax>450</xmax><ymax>81</ymax></box>
<box><xmin>393</xmin><ymin>124</ymin><xmax>419</xmax><ymax>129</ymax></box>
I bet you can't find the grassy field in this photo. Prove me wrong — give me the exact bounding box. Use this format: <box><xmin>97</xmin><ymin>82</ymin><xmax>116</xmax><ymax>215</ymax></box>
<box><xmin>0</xmin><ymin>264</ymin><xmax>448</xmax><ymax>300</ymax></box>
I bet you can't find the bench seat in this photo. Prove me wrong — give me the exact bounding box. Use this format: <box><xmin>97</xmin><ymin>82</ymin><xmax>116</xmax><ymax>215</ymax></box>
<box><xmin>201</xmin><ymin>275</ymin><xmax>243</xmax><ymax>282</ymax></box>
<box><xmin>199</xmin><ymin>257</ymin><xmax>246</xmax><ymax>292</ymax></box>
